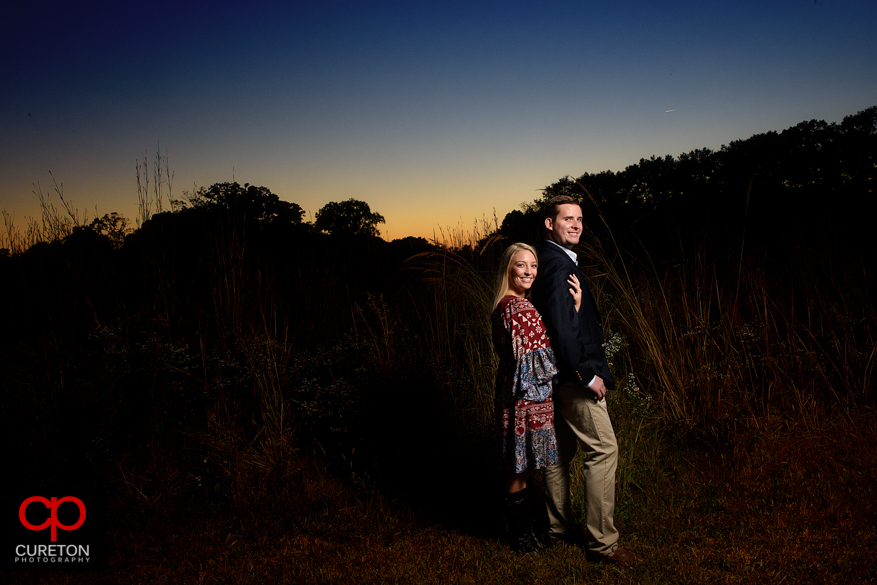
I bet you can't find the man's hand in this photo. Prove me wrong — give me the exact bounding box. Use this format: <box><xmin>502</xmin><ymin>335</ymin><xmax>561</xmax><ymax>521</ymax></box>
<box><xmin>588</xmin><ymin>376</ymin><xmax>607</xmax><ymax>401</ymax></box>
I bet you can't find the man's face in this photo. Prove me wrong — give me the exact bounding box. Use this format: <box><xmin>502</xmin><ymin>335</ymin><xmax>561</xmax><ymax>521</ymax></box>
<box><xmin>545</xmin><ymin>203</ymin><xmax>582</xmax><ymax>249</ymax></box>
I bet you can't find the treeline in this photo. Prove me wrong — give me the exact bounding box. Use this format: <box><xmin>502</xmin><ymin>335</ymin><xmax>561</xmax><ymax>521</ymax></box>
<box><xmin>498</xmin><ymin>105</ymin><xmax>876</xmax><ymax>261</ymax></box>
<box><xmin>1</xmin><ymin>104</ymin><xmax>873</xmax><ymax>384</ymax></box>
<box><xmin>0</xmin><ymin>182</ymin><xmax>444</xmax><ymax>498</ymax></box>
<box><xmin>0</xmin><ymin>183</ymin><xmax>432</xmax><ymax>349</ymax></box>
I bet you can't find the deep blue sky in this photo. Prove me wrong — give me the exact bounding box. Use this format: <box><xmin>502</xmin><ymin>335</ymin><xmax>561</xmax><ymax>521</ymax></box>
<box><xmin>2</xmin><ymin>0</ymin><xmax>875</xmax><ymax>240</ymax></box>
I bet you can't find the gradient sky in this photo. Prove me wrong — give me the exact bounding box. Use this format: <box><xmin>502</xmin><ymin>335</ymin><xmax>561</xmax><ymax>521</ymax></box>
<box><xmin>2</xmin><ymin>0</ymin><xmax>876</xmax><ymax>241</ymax></box>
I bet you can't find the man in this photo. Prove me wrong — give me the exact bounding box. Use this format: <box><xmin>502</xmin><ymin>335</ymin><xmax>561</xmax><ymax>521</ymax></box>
<box><xmin>530</xmin><ymin>195</ymin><xmax>636</xmax><ymax>564</ymax></box>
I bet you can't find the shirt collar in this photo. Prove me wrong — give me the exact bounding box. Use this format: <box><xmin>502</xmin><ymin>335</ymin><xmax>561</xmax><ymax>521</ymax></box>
<box><xmin>545</xmin><ymin>239</ymin><xmax>577</xmax><ymax>265</ymax></box>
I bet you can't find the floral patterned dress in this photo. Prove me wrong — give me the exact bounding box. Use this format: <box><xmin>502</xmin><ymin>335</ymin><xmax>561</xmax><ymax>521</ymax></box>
<box><xmin>492</xmin><ymin>295</ymin><xmax>559</xmax><ymax>474</ymax></box>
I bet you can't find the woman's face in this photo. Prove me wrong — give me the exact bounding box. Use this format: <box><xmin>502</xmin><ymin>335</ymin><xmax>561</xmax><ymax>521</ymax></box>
<box><xmin>508</xmin><ymin>250</ymin><xmax>537</xmax><ymax>297</ymax></box>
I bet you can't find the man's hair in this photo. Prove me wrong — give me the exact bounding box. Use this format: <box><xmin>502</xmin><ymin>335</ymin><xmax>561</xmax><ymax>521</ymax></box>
<box><xmin>543</xmin><ymin>195</ymin><xmax>581</xmax><ymax>230</ymax></box>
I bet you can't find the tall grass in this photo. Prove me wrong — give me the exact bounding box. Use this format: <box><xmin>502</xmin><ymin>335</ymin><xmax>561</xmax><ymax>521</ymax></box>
<box><xmin>0</xmin><ymin>173</ymin><xmax>88</xmax><ymax>254</ymax></box>
<box><xmin>135</xmin><ymin>148</ymin><xmax>175</xmax><ymax>225</ymax></box>
<box><xmin>4</xmin><ymin>165</ymin><xmax>876</xmax><ymax>585</ymax></box>
<box><xmin>404</xmin><ymin>216</ymin><xmax>506</xmax><ymax>438</ymax></box>
<box><xmin>571</xmin><ymin>181</ymin><xmax>875</xmax><ymax>440</ymax></box>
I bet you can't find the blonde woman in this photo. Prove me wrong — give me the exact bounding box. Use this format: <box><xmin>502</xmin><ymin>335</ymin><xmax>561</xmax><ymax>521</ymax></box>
<box><xmin>491</xmin><ymin>242</ymin><xmax>581</xmax><ymax>555</ymax></box>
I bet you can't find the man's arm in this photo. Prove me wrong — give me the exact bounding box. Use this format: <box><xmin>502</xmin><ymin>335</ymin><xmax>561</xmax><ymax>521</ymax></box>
<box><xmin>533</xmin><ymin>255</ymin><xmax>602</xmax><ymax>393</ymax></box>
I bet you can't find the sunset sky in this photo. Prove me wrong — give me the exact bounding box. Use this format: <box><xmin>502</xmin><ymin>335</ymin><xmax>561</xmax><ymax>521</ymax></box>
<box><xmin>2</xmin><ymin>0</ymin><xmax>875</xmax><ymax>241</ymax></box>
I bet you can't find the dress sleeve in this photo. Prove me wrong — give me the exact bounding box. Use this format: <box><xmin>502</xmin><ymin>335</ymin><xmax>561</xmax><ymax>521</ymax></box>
<box><xmin>513</xmin><ymin>346</ymin><xmax>557</xmax><ymax>401</ymax></box>
<box><xmin>503</xmin><ymin>299</ymin><xmax>558</xmax><ymax>401</ymax></box>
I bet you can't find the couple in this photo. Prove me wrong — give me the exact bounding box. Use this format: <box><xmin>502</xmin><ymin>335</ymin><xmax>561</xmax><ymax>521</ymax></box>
<box><xmin>491</xmin><ymin>195</ymin><xmax>635</xmax><ymax>564</ymax></box>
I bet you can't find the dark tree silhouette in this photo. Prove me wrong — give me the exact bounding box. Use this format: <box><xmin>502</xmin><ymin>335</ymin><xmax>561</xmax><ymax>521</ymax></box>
<box><xmin>315</xmin><ymin>198</ymin><xmax>386</xmax><ymax>237</ymax></box>
<box><xmin>87</xmin><ymin>212</ymin><xmax>130</xmax><ymax>248</ymax></box>
<box><xmin>493</xmin><ymin>105</ymin><xmax>877</xmax><ymax>262</ymax></box>
<box><xmin>188</xmin><ymin>182</ymin><xmax>305</xmax><ymax>224</ymax></box>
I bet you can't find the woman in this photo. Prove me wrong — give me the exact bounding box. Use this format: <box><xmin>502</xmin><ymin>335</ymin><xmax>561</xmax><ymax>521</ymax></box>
<box><xmin>491</xmin><ymin>242</ymin><xmax>580</xmax><ymax>555</ymax></box>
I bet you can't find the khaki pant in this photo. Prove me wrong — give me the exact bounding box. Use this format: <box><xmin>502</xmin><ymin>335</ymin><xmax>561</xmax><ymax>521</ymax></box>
<box><xmin>544</xmin><ymin>380</ymin><xmax>619</xmax><ymax>554</ymax></box>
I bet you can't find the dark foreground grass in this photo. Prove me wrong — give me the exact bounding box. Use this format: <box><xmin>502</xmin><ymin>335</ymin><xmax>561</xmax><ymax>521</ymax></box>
<box><xmin>6</xmin><ymin>411</ymin><xmax>876</xmax><ymax>585</ymax></box>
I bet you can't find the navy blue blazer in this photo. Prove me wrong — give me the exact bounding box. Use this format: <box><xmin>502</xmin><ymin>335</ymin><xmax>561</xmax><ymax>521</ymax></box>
<box><xmin>530</xmin><ymin>241</ymin><xmax>615</xmax><ymax>390</ymax></box>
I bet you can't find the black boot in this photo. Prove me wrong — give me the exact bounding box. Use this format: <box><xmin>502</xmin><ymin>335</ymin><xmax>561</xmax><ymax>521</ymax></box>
<box><xmin>505</xmin><ymin>487</ymin><xmax>539</xmax><ymax>556</ymax></box>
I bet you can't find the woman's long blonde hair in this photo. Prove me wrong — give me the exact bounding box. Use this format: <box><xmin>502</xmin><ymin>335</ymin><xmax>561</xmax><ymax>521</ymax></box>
<box><xmin>491</xmin><ymin>242</ymin><xmax>539</xmax><ymax>311</ymax></box>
